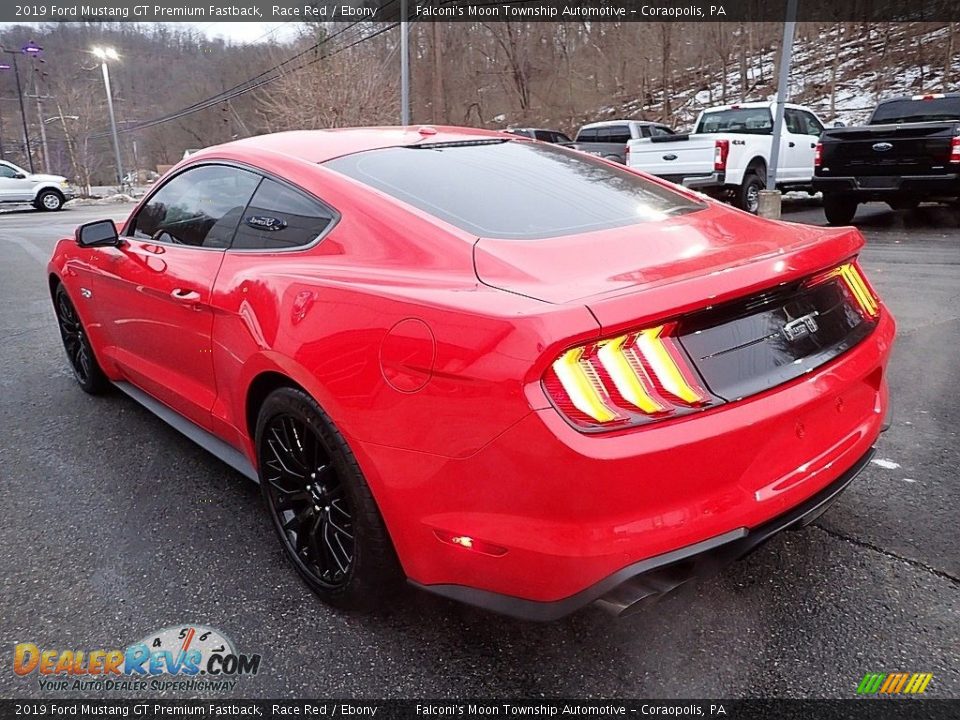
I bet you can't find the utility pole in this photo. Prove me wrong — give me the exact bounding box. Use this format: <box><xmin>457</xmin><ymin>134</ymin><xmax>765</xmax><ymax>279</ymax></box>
<box><xmin>33</xmin><ymin>94</ymin><xmax>50</xmax><ymax>174</ymax></box>
<box><xmin>400</xmin><ymin>0</ymin><xmax>410</xmax><ymax>125</ymax></box>
<box><xmin>56</xmin><ymin>102</ymin><xmax>83</xmax><ymax>193</ymax></box>
<box><xmin>767</xmin><ymin>0</ymin><xmax>798</xmax><ymax>192</ymax></box>
<box><xmin>757</xmin><ymin>0</ymin><xmax>798</xmax><ymax>219</ymax></box>
<box><xmin>1</xmin><ymin>51</ymin><xmax>35</xmax><ymax>172</ymax></box>
<box><xmin>0</xmin><ymin>101</ymin><xmax>6</xmax><ymax>159</ymax></box>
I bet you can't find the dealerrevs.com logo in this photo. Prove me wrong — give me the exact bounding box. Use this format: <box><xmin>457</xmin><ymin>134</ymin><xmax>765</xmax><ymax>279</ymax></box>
<box><xmin>13</xmin><ymin>625</ymin><xmax>262</xmax><ymax>693</ymax></box>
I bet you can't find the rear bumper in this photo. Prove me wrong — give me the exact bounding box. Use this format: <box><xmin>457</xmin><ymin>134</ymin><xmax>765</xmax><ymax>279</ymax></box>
<box><xmin>657</xmin><ymin>172</ymin><xmax>726</xmax><ymax>189</ymax></box>
<box><xmin>813</xmin><ymin>174</ymin><xmax>960</xmax><ymax>198</ymax></box>
<box><xmin>414</xmin><ymin>446</ymin><xmax>874</xmax><ymax>621</ymax></box>
<box><xmin>356</xmin><ymin>311</ymin><xmax>895</xmax><ymax>617</ymax></box>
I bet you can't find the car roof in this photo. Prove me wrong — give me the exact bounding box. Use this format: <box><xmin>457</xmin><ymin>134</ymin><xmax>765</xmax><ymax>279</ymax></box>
<box><xmin>875</xmin><ymin>92</ymin><xmax>960</xmax><ymax>104</ymax></box>
<box><xmin>701</xmin><ymin>102</ymin><xmax>810</xmax><ymax>112</ymax></box>
<box><xmin>194</xmin><ymin>126</ymin><xmax>511</xmax><ymax>164</ymax></box>
<box><xmin>578</xmin><ymin>120</ymin><xmax>660</xmax><ymax>129</ymax></box>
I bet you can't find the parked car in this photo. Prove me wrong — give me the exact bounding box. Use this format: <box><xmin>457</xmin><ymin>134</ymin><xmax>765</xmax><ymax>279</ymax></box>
<box><xmin>504</xmin><ymin>128</ymin><xmax>573</xmax><ymax>145</ymax></box>
<box><xmin>813</xmin><ymin>93</ymin><xmax>960</xmax><ymax>225</ymax></box>
<box><xmin>0</xmin><ymin>160</ymin><xmax>74</xmax><ymax>211</ymax></box>
<box><xmin>574</xmin><ymin>120</ymin><xmax>675</xmax><ymax>163</ymax></box>
<box><xmin>626</xmin><ymin>102</ymin><xmax>826</xmax><ymax>213</ymax></box>
<box><xmin>49</xmin><ymin>127</ymin><xmax>894</xmax><ymax>620</ymax></box>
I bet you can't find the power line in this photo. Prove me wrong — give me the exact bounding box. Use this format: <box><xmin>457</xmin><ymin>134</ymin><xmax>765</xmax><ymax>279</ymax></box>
<box><xmin>89</xmin><ymin>12</ymin><xmax>398</xmax><ymax>140</ymax></box>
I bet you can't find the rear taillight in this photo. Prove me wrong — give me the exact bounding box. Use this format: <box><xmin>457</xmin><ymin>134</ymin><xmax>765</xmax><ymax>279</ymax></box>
<box><xmin>806</xmin><ymin>261</ymin><xmax>880</xmax><ymax>319</ymax></box>
<box><xmin>949</xmin><ymin>135</ymin><xmax>960</xmax><ymax>164</ymax></box>
<box><xmin>625</xmin><ymin>144</ymin><xmax>631</xmax><ymax>163</ymax></box>
<box><xmin>714</xmin><ymin>139</ymin><xmax>729</xmax><ymax>172</ymax></box>
<box><xmin>814</xmin><ymin>142</ymin><xmax>823</xmax><ymax>167</ymax></box>
<box><xmin>543</xmin><ymin>323</ymin><xmax>717</xmax><ymax>431</ymax></box>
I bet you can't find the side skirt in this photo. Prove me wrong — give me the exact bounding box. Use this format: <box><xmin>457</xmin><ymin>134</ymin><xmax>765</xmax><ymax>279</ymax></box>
<box><xmin>113</xmin><ymin>381</ymin><xmax>258</xmax><ymax>482</ymax></box>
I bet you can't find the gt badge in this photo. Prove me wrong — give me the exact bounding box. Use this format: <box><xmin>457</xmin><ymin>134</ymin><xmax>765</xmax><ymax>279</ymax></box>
<box><xmin>782</xmin><ymin>311</ymin><xmax>819</xmax><ymax>342</ymax></box>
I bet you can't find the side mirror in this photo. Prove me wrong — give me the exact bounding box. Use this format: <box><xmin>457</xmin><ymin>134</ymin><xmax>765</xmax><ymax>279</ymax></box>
<box><xmin>75</xmin><ymin>219</ymin><xmax>121</xmax><ymax>248</ymax></box>
<box><xmin>833</xmin><ymin>121</ymin><xmax>846</xmax><ymax>128</ymax></box>
<box><xmin>13</xmin><ymin>173</ymin><xmax>26</xmax><ymax>179</ymax></box>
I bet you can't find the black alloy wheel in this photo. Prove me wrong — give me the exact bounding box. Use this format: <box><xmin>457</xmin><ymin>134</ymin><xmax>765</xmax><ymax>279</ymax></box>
<box><xmin>256</xmin><ymin>387</ymin><xmax>401</xmax><ymax>609</ymax></box>
<box><xmin>54</xmin><ymin>284</ymin><xmax>108</xmax><ymax>394</ymax></box>
<box><xmin>262</xmin><ymin>413</ymin><xmax>355</xmax><ymax>588</ymax></box>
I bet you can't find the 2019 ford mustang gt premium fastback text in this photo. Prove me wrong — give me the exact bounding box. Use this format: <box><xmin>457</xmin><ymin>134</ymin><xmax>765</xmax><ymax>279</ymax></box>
<box><xmin>47</xmin><ymin>127</ymin><xmax>895</xmax><ymax>620</ymax></box>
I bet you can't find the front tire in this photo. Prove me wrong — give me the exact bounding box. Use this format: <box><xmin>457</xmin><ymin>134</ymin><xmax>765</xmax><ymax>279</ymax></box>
<box><xmin>53</xmin><ymin>284</ymin><xmax>108</xmax><ymax>394</ymax></box>
<box><xmin>256</xmin><ymin>387</ymin><xmax>402</xmax><ymax>611</ymax></box>
<box><xmin>823</xmin><ymin>194</ymin><xmax>858</xmax><ymax>225</ymax></box>
<box><xmin>35</xmin><ymin>189</ymin><xmax>65</xmax><ymax>211</ymax></box>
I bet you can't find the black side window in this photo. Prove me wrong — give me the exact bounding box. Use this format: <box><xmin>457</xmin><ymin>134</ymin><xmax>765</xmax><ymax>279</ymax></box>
<box><xmin>130</xmin><ymin>165</ymin><xmax>259</xmax><ymax>248</ymax></box>
<box><xmin>0</xmin><ymin>164</ymin><xmax>19</xmax><ymax>178</ymax></box>
<box><xmin>534</xmin><ymin>130</ymin><xmax>552</xmax><ymax>141</ymax></box>
<box><xmin>576</xmin><ymin>128</ymin><xmax>598</xmax><ymax>142</ymax></box>
<box><xmin>799</xmin><ymin>111</ymin><xmax>824</xmax><ymax>136</ymax></box>
<box><xmin>599</xmin><ymin>125</ymin><xmax>631</xmax><ymax>144</ymax></box>
<box><xmin>650</xmin><ymin>126</ymin><xmax>674</xmax><ymax>137</ymax></box>
<box><xmin>784</xmin><ymin>110</ymin><xmax>803</xmax><ymax>134</ymax></box>
<box><xmin>639</xmin><ymin>126</ymin><xmax>651</xmax><ymax>138</ymax></box>
<box><xmin>231</xmin><ymin>178</ymin><xmax>334</xmax><ymax>251</ymax></box>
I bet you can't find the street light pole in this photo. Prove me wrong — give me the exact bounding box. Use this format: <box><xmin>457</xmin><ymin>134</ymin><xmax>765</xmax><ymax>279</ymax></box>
<box><xmin>93</xmin><ymin>47</ymin><xmax>124</xmax><ymax>189</ymax></box>
<box><xmin>400</xmin><ymin>0</ymin><xmax>410</xmax><ymax>125</ymax></box>
<box><xmin>767</xmin><ymin>0</ymin><xmax>798</xmax><ymax>192</ymax></box>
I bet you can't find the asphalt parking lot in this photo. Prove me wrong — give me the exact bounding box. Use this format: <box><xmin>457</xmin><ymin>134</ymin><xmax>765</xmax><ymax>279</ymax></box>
<box><xmin>0</xmin><ymin>201</ymin><xmax>957</xmax><ymax>699</ymax></box>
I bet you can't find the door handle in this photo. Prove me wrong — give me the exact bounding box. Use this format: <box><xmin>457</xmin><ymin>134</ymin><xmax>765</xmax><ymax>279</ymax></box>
<box><xmin>788</xmin><ymin>141</ymin><xmax>796</xmax><ymax>148</ymax></box>
<box><xmin>171</xmin><ymin>288</ymin><xmax>201</xmax><ymax>302</ymax></box>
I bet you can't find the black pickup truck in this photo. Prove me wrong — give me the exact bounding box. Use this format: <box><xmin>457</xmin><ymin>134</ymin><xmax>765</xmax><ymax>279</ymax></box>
<box><xmin>813</xmin><ymin>93</ymin><xmax>960</xmax><ymax>225</ymax></box>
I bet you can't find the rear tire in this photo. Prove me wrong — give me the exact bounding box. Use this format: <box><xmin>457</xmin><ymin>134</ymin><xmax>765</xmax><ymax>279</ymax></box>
<box><xmin>53</xmin><ymin>284</ymin><xmax>109</xmax><ymax>394</ymax></box>
<box><xmin>823</xmin><ymin>194</ymin><xmax>858</xmax><ymax>225</ymax></box>
<box><xmin>35</xmin><ymin>189</ymin><xmax>64</xmax><ymax>211</ymax></box>
<box><xmin>736</xmin><ymin>173</ymin><xmax>764</xmax><ymax>214</ymax></box>
<box><xmin>256</xmin><ymin>387</ymin><xmax>402</xmax><ymax>611</ymax></box>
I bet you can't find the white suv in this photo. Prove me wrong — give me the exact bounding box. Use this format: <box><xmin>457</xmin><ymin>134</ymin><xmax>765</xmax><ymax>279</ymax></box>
<box><xmin>0</xmin><ymin>160</ymin><xmax>74</xmax><ymax>211</ymax></box>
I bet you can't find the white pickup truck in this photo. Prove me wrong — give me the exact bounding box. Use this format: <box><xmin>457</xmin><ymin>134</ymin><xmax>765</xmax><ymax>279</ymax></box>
<box><xmin>626</xmin><ymin>102</ymin><xmax>827</xmax><ymax>213</ymax></box>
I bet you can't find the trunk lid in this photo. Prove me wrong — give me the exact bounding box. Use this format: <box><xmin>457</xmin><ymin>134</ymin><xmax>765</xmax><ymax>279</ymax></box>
<box><xmin>474</xmin><ymin>203</ymin><xmax>864</xmax><ymax>331</ymax></box>
<box><xmin>627</xmin><ymin>135</ymin><xmax>716</xmax><ymax>177</ymax></box>
<box><xmin>819</xmin><ymin>121</ymin><xmax>959</xmax><ymax>176</ymax></box>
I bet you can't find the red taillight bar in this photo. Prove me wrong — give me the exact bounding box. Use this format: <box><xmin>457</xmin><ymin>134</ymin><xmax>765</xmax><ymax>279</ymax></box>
<box><xmin>949</xmin><ymin>135</ymin><xmax>960</xmax><ymax>164</ymax></box>
<box><xmin>714</xmin><ymin>139</ymin><xmax>729</xmax><ymax>172</ymax></box>
<box><xmin>806</xmin><ymin>261</ymin><xmax>880</xmax><ymax>319</ymax></box>
<box><xmin>544</xmin><ymin>261</ymin><xmax>882</xmax><ymax>432</ymax></box>
<box><xmin>543</xmin><ymin>323</ymin><xmax>715</xmax><ymax>431</ymax></box>
<box><xmin>814</xmin><ymin>142</ymin><xmax>823</xmax><ymax>168</ymax></box>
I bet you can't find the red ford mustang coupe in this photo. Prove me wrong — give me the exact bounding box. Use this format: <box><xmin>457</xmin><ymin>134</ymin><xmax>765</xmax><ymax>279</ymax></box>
<box><xmin>48</xmin><ymin>127</ymin><xmax>894</xmax><ymax>619</ymax></box>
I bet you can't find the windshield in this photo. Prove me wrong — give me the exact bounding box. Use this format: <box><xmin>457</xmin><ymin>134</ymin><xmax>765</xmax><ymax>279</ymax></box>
<box><xmin>697</xmin><ymin>108</ymin><xmax>773</xmax><ymax>135</ymax></box>
<box><xmin>869</xmin><ymin>97</ymin><xmax>960</xmax><ymax>124</ymax></box>
<box><xmin>324</xmin><ymin>140</ymin><xmax>704</xmax><ymax>240</ymax></box>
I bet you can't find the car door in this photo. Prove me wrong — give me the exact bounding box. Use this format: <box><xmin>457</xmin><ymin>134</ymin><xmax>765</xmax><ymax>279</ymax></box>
<box><xmin>792</xmin><ymin>110</ymin><xmax>824</xmax><ymax>183</ymax></box>
<box><xmin>0</xmin><ymin>161</ymin><xmax>33</xmax><ymax>202</ymax></box>
<box><xmin>782</xmin><ymin>109</ymin><xmax>818</xmax><ymax>182</ymax></box>
<box><xmin>106</xmin><ymin>164</ymin><xmax>260</xmax><ymax>429</ymax></box>
<box><xmin>210</xmin><ymin>177</ymin><xmax>338</xmax><ymax>442</ymax></box>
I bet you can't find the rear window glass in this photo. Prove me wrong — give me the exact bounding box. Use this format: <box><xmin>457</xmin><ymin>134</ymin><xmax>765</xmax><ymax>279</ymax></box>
<box><xmin>870</xmin><ymin>97</ymin><xmax>960</xmax><ymax>124</ymax></box>
<box><xmin>697</xmin><ymin>108</ymin><xmax>773</xmax><ymax>134</ymax></box>
<box><xmin>324</xmin><ymin>140</ymin><xmax>703</xmax><ymax>240</ymax></box>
